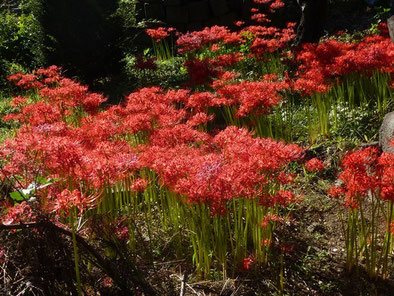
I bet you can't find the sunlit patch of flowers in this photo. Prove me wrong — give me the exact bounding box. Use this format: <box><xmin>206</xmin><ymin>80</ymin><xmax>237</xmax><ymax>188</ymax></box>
<box><xmin>329</xmin><ymin>147</ymin><xmax>394</xmax><ymax>278</ymax></box>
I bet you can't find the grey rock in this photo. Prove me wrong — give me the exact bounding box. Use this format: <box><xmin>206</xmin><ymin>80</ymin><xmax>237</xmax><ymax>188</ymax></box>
<box><xmin>379</xmin><ymin>112</ymin><xmax>394</xmax><ymax>153</ymax></box>
<box><xmin>307</xmin><ymin>222</ymin><xmax>323</xmax><ymax>233</ymax></box>
<box><xmin>388</xmin><ymin>15</ymin><xmax>394</xmax><ymax>43</ymax></box>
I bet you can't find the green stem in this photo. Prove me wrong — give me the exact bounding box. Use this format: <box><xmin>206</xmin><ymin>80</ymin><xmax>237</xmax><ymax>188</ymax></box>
<box><xmin>71</xmin><ymin>208</ymin><xmax>82</xmax><ymax>296</ymax></box>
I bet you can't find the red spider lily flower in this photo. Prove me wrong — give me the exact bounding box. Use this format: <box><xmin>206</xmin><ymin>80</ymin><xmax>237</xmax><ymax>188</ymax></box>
<box><xmin>102</xmin><ymin>277</ymin><xmax>113</xmax><ymax>287</ymax></box>
<box><xmin>142</xmin><ymin>126</ymin><xmax>303</xmax><ymax>213</ymax></box>
<box><xmin>270</xmin><ymin>0</ymin><xmax>284</xmax><ymax>10</ymax></box>
<box><xmin>278</xmin><ymin>171</ymin><xmax>296</xmax><ymax>184</ymax></box>
<box><xmin>176</xmin><ymin>26</ymin><xmax>241</xmax><ymax>54</ymax></box>
<box><xmin>390</xmin><ymin>221</ymin><xmax>394</xmax><ymax>235</ymax></box>
<box><xmin>8</xmin><ymin>73</ymin><xmax>43</xmax><ymax>89</ymax></box>
<box><xmin>260</xmin><ymin>213</ymin><xmax>281</xmax><ymax>228</ymax></box>
<box><xmin>135</xmin><ymin>55</ymin><xmax>158</xmax><ymax>71</ymax></box>
<box><xmin>251</xmin><ymin>13</ymin><xmax>271</xmax><ymax>23</ymax></box>
<box><xmin>327</xmin><ymin>186</ymin><xmax>345</xmax><ymax>199</ymax></box>
<box><xmin>146</xmin><ymin>27</ymin><xmax>174</xmax><ymax>42</ymax></box>
<box><xmin>210</xmin><ymin>43</ymin><xmax>221</xmax><ymax>51</ymax></box>
<box><xmin>2</xmin><ymin>202</ymin><xmax>35</xmax><ymax>225</ymax></box>
<box><xmin>242</xmin><ymin>256</ymin><xmax>255</xmax><ymax>270</ymax></box>
<box><xmin>10</xmin><ymin>96</ymin><xmax>27</xmax><ymax>107</ymax></box>
<box><xmin>50</xmin><ymin>189</ymin><xmax>98</xmax><ymax>215</ymax></box>
<box><xmin>294</xmin><ymin>35</ymin><xmax>394</xmax><ymax>95</ymax></box>
<box><xmin>330</xmin><ymin>147</ymin><xmax>394</xmax><ymax>209</ymax></box>
<box><xmin>377</xmin><ymin>22</ymin><xmax>389</xmax><ymax>37</ymax></box>
<box><xmin>184</xmin><ymin>58</ymin><xmax>221</xmax><ymax>85</ymax></box>
<box><xmin>305</xmin><ymin>158</ymin><xmax>325</xmax><ymax>172</ymax></box>
<box><xmin>280</xmin><ymin>245</ymin><xmax>294</xmax><ymax>253</ymax></box>
<box><xmin>186</xmin><ymin>112</ymin><xmax>214</xmax><ymax>127</ymax></box>
<box><xmin>115</xmin><ymin>225</ymin><xmax>129</xmax><ymax>241</ymax></box>
<box><xmin>130</xmin><ymin>178</ymin><xmax>148</xmax><ymax>192</ymax></box>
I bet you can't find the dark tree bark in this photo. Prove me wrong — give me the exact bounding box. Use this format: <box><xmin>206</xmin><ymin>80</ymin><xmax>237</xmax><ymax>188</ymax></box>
<box><xmin>388</xmin><ymin>15</ymin><xmax>394</xmax><ymax>42</ymax></box>
<box><xmin>294</xmin><ymin>0</ymin><xmax>328</xmax><ymax>45</ymax></box>
<box><xmin>39</xmin><ymin>0</ymin><xmax>123</xmax><ymax>84</ymax></box>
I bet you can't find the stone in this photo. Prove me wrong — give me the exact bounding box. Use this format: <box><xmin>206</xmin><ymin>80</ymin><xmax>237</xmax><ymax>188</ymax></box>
<box><xmin>166</xmin><ymin>5</ymin><xmax>189</xmax><ymax>23</ymax></box>
<box><xmin>379</xmin><ymin>112</ymin><xmax>394</xmax><ymax>153</ymax></box>
<box><xmin>188</xmin><ymin>0</ymin><xmax>211</xmax><ymax>22</ymax></box>
<box><xmin>209</xmin><ymin>0</ymin><xmax>229</xmax><ymax>16</ymax></box>
<box><xmin>388</xmin><ymin>15</ymin><xmax>394</xmax><ymax>43</ymax></box>
<box><xmin>144</xmin><ymin>2</ymin><xmax>166</xmax><ymax>20</ymax></box>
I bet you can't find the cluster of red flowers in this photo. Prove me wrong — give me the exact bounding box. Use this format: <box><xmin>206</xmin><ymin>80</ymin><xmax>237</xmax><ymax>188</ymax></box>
<box><xmin>143</xmin><ymin>126</ymin><xmax>303</xmax><ymax>213</ymax></box>
<box><xmin>146</xmin><ymin>27</ymin><xmax>175</xmax><ymax>42</ymax></box>
<box><xmin>135</xmin><ymin>55</ymin><xmax>158</xmax><ymax>71</ymax></box>
<box><xmin>305</xmin><ymin>158</ymin><xmax>325</xmax><ymax>173</ymax></box>
<box><xmin>294</xmin><ymin>33</ymin><xmax>394</xmax><ymax>95</ymax></box>
<box><xmin>176</xmin><ymin>22</ymin><xmax>294</xmax><ymax>56</ymax></box>
<box><xmin>328</xmin><ymin>147</ymin><xmax>394</xmax><ymax>208</ymax></box>
<box><xmin>1</xmin><ymin>65</ymin><xmax>304</xmax><ymax>222</ymax></box>
<box><xmin>2</xmin><ymin>202</ymin><xmax>35</xmax><ymax>225</ymax></box>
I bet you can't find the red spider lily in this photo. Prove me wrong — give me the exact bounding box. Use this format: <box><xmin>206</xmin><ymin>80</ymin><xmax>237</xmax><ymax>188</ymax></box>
<box><xmin>184</xmin><ymin>57</ymin><xmax>221</xmax><ymax>85</ymax></box>
<box><xmin>10</xmin><ymin>96</ymin><xmax>27</xmax><ymax>107</ymax></box>
<box><xmin>305</xmin><ymin>158</ymin><xmax>325</xmax><ymax>172</ymax></box>
<box><xmin>130</xmin><ymin>178</ymin><xmax>148</xmax><ymax>192</ymax></box>
<box><xmin>213</xmin><ymin>78</ymin><xmax>288</xmax><ymax>117</ymax></box>
<box><xmin>146</xmin><ymin>27</ymin><xmax>175</xmax><ymax>42</ymax></box>
<box><xmin>186</xmin><ymin>112</ymin><xmax>214</xmax><ymax>127</ymax></box>
<box><xmin>101</xmin><ymin>277</ymin><xmax>113</xmax><ymax>287</ymax></box>
<box><xmin>329</xmin><ymin>147</ymin><xmax>394</xmax><ymax>205</ymax></box>
<box><xmin>176</xmin><ymin>26</ymin><xmax>242</xmax><ymax>54</ymax></box>
<box><xmin>210</xmin><ymin>43</ymin><xmax>221</xmax><ymax>51</ymax></box>
<box><xmin>242</xmin><ymin>256</ymin><xmax>255</xmax><ymax>270</ymax></box>
<box><xmin>142</xmin><ymin>126</ymin><xmax>303</xmax><ymax>212</ymax></box>
<box><xmin>135</xmin><ymin>55</ymin><xmax>158</xmax><ymax>71</ymax></box>
<box><xmin>251</xmin><ymin>13</ymin><xmax>271</xmax><ymax>23</ymax></box>
<box><xmin>50</xmin><ymin>189</ymin><xmax>99</xmax><ymax>215</ymax></box>
<box><xmin>270</xmin><ymin>0</ymin><xmax>285</xmax><ymax>10</ymax></box>
<box><xmin>2</xmin><ymin>202</ymin><xmax>35</xmax><ymax>225</ymax></box>
<box><xmin>115</xmin><ymin>224</ymin><xmax>129</xmax><ymax>241</ymax></box>
<box><xmin>280</xmin><ymin>245</ymin><xmax>293</xmax><ymax>253</ymax></box>
<box><xmin>294</xmin><ymin>35</ymin><xmax>394</xmax><ymax>95</ymax></box>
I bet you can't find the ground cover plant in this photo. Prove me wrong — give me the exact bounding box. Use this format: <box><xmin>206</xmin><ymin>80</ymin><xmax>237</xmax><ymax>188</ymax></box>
<box><xmin>0</xmin><ymin>0</ymin><xmax>393</xmax><ymax>295</ymax></box>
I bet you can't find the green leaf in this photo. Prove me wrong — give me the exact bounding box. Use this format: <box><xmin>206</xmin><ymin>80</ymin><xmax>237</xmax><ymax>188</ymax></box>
<box><xmin>10</xmin><ymin>191</ymin><xmax>26</xmax><ymax>201</ymax></box>
<box><xmin>36</xmin><ymin>176</ymin><xmax>49</xmax><ymax>185</ymax></box>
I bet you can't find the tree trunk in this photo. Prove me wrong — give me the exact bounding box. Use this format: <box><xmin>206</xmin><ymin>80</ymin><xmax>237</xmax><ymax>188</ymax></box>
<box><xmin>294</xmin><ymin>0</ymin><xmax>328</xmax><ymax>45</ymax></box>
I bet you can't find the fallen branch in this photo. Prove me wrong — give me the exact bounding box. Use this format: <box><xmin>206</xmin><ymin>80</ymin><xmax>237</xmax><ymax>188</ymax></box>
<box><xmin>0</xmin><ymin>221</ymin><xmax>159</xmax><ymax>296</ymax></box>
